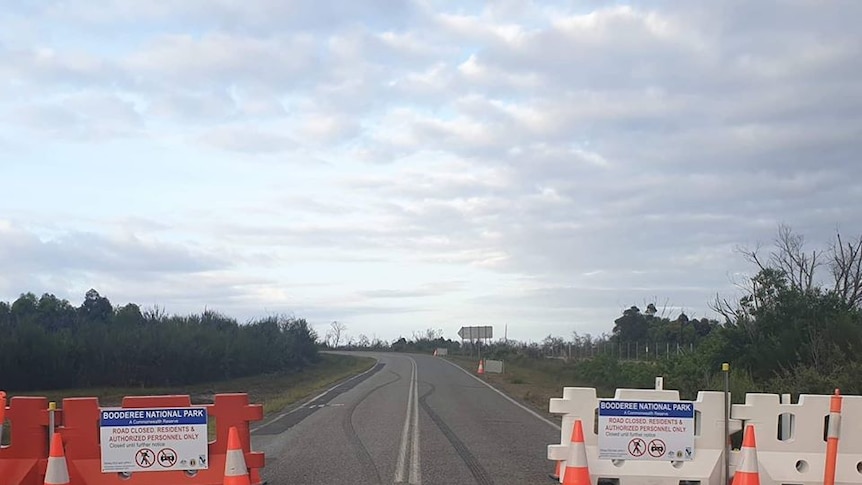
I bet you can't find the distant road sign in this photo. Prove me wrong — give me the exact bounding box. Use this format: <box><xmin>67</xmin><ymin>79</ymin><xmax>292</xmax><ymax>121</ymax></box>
<box><xmin>458</xmin><ymin>326</ymin><xmax>493</xmax><ymax>340</ymax></box>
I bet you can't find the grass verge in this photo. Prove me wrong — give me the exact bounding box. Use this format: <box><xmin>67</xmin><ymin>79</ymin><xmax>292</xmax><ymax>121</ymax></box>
<box><xmin>1</xmin><ymin>353</ymin><xmax>375</xmax><ymax>444</ymax></box>
<box><xmin>446</xmin><ymin>355</ymin><xmax>611</xmax><ymax>425</ymax></box>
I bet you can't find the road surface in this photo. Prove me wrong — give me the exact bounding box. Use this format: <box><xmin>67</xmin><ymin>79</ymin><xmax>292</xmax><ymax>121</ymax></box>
<box><xmin>252</xmin><ymin>352</ymin><xmax>560</xmax><ymax>484</ymax></box>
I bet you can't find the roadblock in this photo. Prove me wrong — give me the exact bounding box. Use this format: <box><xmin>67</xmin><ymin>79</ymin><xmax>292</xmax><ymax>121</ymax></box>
<box><xmin>0</xmin><ymin>392</ymin><xmax>265</xmax><ymax>485</ymax></box>
<box><xmin>547</xmin><ymin>384</ymin><xmax>862</xmax><ymax>485</ymax></box>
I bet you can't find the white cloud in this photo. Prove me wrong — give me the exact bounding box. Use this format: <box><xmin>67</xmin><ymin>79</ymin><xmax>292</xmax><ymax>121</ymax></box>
<box><xmin>124</xmin><ymin>33</ymin><xmax>319</xmax><ymax>89</ymax></box>
<box><xmin>0</xmin><ymin>1</ymin><xmax>860</xmax><ymax>340</ymax></box>
<box><xmin>197</xmin><ymin>125</ymin><xmax>296</xmax><ymax>154</ymax></box>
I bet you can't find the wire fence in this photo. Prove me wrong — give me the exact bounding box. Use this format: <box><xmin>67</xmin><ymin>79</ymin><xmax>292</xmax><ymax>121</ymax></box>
<box><xmin>543</xmin><ymin>341</ymin><xmax>699</xmax><ymax>362</ymax></box>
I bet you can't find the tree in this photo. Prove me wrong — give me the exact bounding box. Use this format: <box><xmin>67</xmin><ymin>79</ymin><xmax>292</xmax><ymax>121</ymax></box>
<box><xmin>830</xmin><ymin>231</ymin><xmax>862</xmax><ymax>308</ymax></box>
<box><xmin>391</xmin><ymin>336</ymin><xmax>408</xmax><ymax>352</ymax></box>
<box><xmin>710</xmin><ymin>225</ymin><xmax>862</xmax><ymax>384</ymax></box>
<box><xmin>34</xmin><ymin>294</ymin><xmax>76</xmax><ymax>330</ymax></box>
<box><xmin>611</xmin><ymin>306</ymin><xmax>649</xmax><ymax>342</ymax></box>
<box><xmin>115</xmin><ymin>303</ymin><xmax>144</xmax><ymax>326</ymax></box>
<box><xmin>327</xmin><ymin>320</ymin><xmax>346</xmax><ymax>348</ymax></box>
<box><xmin>541</xmin><ymin>334</ymin><xmax>565</xmax><ymax>357</ymax></box>
<box><xmin>729</xmin><ymin>225</ymin><xmax>862</xmax><ymax>307</ymax></box>
<box><xmin>645</xmin><ymin>303</ymin><xmax>658</xmax><ymax>317</ymax></box>
<box><xmin>770</xmin><ymin>224</ymin><xmax>821</xmax><ymax>293</ymax></box>
<box><xmin>357</xmin><ymin>334</ymin><xmax>370</xmax><ymax>348</ymax></box>
<box><xmin>79</xmin><ymin>289</ymin><xmax>113</xmax><ymax>323</ymax></box>
<box><xmin>11</xmin><ymin>292</ymin><xmax>38</xmax><ymax>321</ymax></box>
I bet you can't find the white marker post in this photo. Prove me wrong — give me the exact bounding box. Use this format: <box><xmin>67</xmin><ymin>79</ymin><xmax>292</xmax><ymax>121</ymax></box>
<box><xmin>48</xmin><ymin>402</ymin><xmax>56</xmax><ymax>450</ymax></box>
<box><xmin>722</xmin><ymin>363</ymin><xmax>730</xmax><ymax>485</ymax></box>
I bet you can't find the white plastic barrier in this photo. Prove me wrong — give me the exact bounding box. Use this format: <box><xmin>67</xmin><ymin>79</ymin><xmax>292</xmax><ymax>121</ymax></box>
<box><xmin>732</xmin><ymin>392</ymin><xmax>862</xmax><ymax>485</ymax></box>
<box><xmin>548</xmin><ymin>386</ymin><xmax>862</xmax><ymax>485</ymax></box>
<box><xmin>484</xmin><ymin>359</ymin><xmax>504</xmax><ymax>373</ymax></box>
<box><xmin>548</xmin><ymin>386</ymin><xmax>741</xmax><ymax>484</ymax></box>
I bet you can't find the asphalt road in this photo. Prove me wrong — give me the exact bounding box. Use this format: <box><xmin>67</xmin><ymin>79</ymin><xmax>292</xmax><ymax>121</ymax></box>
<box><xmin>252</xmin><ymin>352</ymin><xmax>560</xmax><ymax>485</ymax></box>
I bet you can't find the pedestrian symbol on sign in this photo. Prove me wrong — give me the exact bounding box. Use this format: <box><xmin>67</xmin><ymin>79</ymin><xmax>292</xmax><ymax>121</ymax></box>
<box><xmin>135</xmin><ymin>449</ymin><xmax>154</xmax><ymax>468</ymax></box>
<box><xmin>628</xmin><ymin>438</ymin><xmax>646</xmax><ymax>457</ymax></box>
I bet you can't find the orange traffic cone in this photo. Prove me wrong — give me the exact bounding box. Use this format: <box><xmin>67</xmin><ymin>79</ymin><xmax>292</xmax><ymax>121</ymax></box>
<box><xmin>477</xmin><ymin>359</ymin><xmax>485</xmax><ymax>375</ymax></box>
<box><xmin>44</xmin><ymin>433</ymin><xmax>70</xmax><ymax>485</ymax></box>
<box><xmin>224</xmin><ymin>426</ymin><xmax>251</xmax><ymax>485</ymax></box>
<box><xmin>433</xmin><ymin>349</ymin><xmax>438</xmax><ymax>357</ymax></box>
<box><xmin>562</xmin><ymin>419</ymin><xmax>590</xmax><ymax>485</ymax></box>
<box><xmin>732</xmin><ymin>424</ymin><xmax>760</xmax><ymax>485</ymax></box>
<box><xmin>548</xmin><ymin>460</ymin><xmax>562</xmax><ymax>481</ymax></box>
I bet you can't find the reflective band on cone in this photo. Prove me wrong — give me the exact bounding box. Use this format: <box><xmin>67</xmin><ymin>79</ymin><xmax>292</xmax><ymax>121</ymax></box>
<box><xmin>562</xmin><ymin>419</ymin><xmax>590</xmax><ymax>485</ymax></box>
<box><xmin>44</xmin><ymin>433</ymin><xmax>70</xmax><ymax>485</ymax></box>
<box><xmin>732</xmin><ymin>425</ymin><xmax>760</xmax><ymax>485</ymax></box>
<box><xmin>224</xmin><ymin>427</ymin><xmax>251</xmax><ymax>485</ymax></box>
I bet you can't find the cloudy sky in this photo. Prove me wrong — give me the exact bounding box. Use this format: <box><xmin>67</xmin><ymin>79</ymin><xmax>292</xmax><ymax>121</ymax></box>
<box><xmin>1</xmin><ymin>1</ymin><xmax>860</xmax><ymax>343</ymax></box>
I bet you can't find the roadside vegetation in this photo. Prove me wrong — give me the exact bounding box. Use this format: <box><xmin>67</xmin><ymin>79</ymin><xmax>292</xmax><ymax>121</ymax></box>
<box><xmin>1</xmin><ymin>353</ymin><xmax>374</xmax><ymax>445</ymax></box>
<box><xmin>0</xmin><ymin>289</ymin><xmax>377</xmax><ymax>443</ymax></box>
<box><xmin>0</xmin><ymin>291</ymin><xmax>319</xmax><ymax>391</ymax></box>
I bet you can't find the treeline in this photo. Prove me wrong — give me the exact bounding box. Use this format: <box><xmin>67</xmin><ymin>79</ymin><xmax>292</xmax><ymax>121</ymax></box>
<box><xmin>0</xmin><ymin>289</ymin><xmax>318</xmax><ymax>391</ymax></box>
<box><xmin>481</xmin><ymin>226</ymin><xmax>862</xmax><ymax>398</ymax></box>
<box><xmin>323</xmin><ymin>325</ymin><xmax>464</xmax><ymax>354</ymax></box>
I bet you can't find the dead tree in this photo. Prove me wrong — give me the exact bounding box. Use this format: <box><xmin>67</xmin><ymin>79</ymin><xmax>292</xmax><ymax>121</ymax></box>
<box><xmin>831</xmin><ymin>231</ymin><xmax>862</xmax><ymax>308</ymax></box>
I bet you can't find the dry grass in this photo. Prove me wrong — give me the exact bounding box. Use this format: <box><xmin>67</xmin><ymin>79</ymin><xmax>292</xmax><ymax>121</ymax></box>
<box><xmin>446</xmin><ymin>355</ymin><xmax>604</xmax><ymax>425</ymax></box>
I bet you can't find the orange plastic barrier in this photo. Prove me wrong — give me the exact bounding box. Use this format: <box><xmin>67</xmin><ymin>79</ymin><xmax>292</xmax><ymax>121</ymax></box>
<box><xmin>0</xmin><ymin>393</ymin><xmax>265</xmax><ymax>485</ymax></box>
<box><xmin>0</xmin><ymin>396</ymin><xmax>52</xmax><ymax>485</ymax></box>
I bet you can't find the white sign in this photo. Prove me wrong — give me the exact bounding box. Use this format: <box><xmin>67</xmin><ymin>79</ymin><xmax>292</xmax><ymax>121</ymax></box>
<box><xmin>100</xmin><ymin>407</ymin><xmax>209</xmax><ymax>473</ymax></box>
<box><xmin>484</xmin><ymin>360</ymin><xmax>504</xmax><ymax>373</ymax></box>
<box><xmin>597</xmin><ymin>400</ymin><xmax>695</xmax><ymax>461</ymax></box>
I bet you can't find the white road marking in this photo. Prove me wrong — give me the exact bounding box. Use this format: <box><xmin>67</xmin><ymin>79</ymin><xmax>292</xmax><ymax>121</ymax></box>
<box><xmin>395</xmin><ymin>357</ymin><xmax>422</xmax><ymax>484</ymax></box>
<box><xmin>439</xmin><ymin>357</ymin><xmax>561</xmax><ymax>431</ymax></box>
<box><xmin>409</xmin><ymin>359</ymin><xmax>422</xmax><ymax>484</ymax></box>
<box><xmin>250</xmin><ymin>357</ymin><xmax>380</xmax><ymax>433</ymax></box>
<box><xmin>394</xmin><ymin>360</ymin><xmax>413</xmax><ymax>483</ymax></box>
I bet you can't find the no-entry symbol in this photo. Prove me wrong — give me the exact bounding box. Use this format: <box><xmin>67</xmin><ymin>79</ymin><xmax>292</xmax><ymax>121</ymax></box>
<box><xmin>648</xmin><ymin>439</ymin><xmax>666</xmax><ymax>458</ymax></box>
<box><xmin>628</xmin><ymin>438</ymin><xmax>645</xmax><ymax>457</ymax></box>
<box><xmin>135</xmin><ymin>449</ymin><xmax>155</xmax><ymax>468</ymax></box>
<box><xmin>157</xmin><ymin>448</ymin><xmax>177</xmax><ymax>468</ymax></box>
